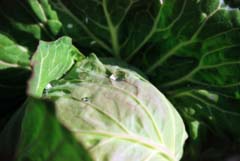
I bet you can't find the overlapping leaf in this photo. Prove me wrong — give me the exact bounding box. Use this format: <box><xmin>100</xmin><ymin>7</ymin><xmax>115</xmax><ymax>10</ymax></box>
<box><xmin>28</xmin><ymin>36</ymin><xmax>83</xmax><ymax>97</ymax></box>
<box><xmin>0</xmin><ymin>0</ymin><xmax>240</xmax><ymax>160</ymax></box>
<box><xmin>45</xmin><ymin>0</ymin><xmax>240</xmax><ymax>97</ymax></box>
<box><xmin>45</xmin><ymin>0</ymin><xmax>240</xmax><ymax>159</ymax></box>
<box><xmin>0</xmin><ymin>33</ymin><xmax>30</xmax><ymax>130</ymax></box>
<box><xmin>0</xmin><ymin>97</ymin><xmax>93</xmax><ymax>161</ymax></box>
<box><xmin>46</xmin><ymin>54</ymin><xmax>187</xmax><ymax>161</ymax></box>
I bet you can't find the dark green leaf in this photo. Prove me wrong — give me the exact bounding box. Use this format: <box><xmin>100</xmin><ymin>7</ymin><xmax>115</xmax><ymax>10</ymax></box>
<box><xmin>47</xmin><ymin>1</ymin><xmax>240</xmax><ymax>160</ymax></box>
<box><xmin>1</xmin><ymin>0</ymin><xmax>240</xmax><ymax>160</ymax></box>
<box><xmin>0</xmin><ymin>97</ymin><xmax>93</xmax><ymax>161</ymax></box>
<box><xmin>27</xmin><ymin>0</ymin><xmax>62</xmax><ymax>35</ymax></box>
<box><xmin>0</xmin><ymin>33</ymin><xmax>31</xmax><ymax>130</ymax></box>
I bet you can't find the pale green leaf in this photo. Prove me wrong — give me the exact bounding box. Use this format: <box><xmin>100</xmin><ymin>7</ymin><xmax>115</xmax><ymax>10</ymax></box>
<box><xmin>47</xmin><ymin>55</ymin><xmax>188</xmax><ymax>161</ymax></box>
<box><xmin>28</xmin><ymin>36</ymin><xmax>78</xmax><ymax>97</ymax></box>
<box><xmin>0</xmin><ymin>33</ymin><xmax>30</xmax><ymax>69</ymax></box>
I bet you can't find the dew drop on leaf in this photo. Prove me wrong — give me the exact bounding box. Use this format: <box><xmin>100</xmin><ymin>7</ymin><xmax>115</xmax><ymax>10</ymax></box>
<box><xmin>81</xmin><ymin>97</ymin><xmax>90</xmax><ymax>102</ymax></box>
<box><xmin>67</xmin><ymin>23</ymin><xmax>73</xmax><ymax>29</ymax></box>
<box><xmin>109</xmin><ymin>70</ymin><xmax>126</xmax><ymax>81</ymax></box>
<box><xmin>85</xmin><ymin>17</ymin><xmax>89</xmax><ymax>24</ymax></box>
<box><xmin>45</xmin><ymin>83</ymin><xmax>52</xmax><ymax>90</ymax></box>
<box><xmin>208</xmin><ymin>116</ymin><xmax>213</xmax><ymax>120</ymax></box>
<box><xmin>201</xmin><ymin>12</ymin><xmax>207</xmax><ymax>19</ymax></box>
<box><xmin>90</xmin><ymin>41</ymin><xmax>96</xmax><ymax>45</ymax></box>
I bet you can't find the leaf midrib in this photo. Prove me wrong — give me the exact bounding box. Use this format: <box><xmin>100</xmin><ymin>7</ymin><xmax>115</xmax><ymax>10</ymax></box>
<box><xmin>73</xmin><ymin>81</ymin><xmax>165</xmax><ymax>144</ymax></box>
<box><xmin>72</xmin><ymin>130</ymin><xmax>176</xmax><ymax>161</ymax></box>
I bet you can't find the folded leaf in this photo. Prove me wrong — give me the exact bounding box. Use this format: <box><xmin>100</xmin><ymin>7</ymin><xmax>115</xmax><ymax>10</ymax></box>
<box><xmin>28</xmin><ymin>36</ymin><xmax>82</xmax><ymax>97</ymax></box>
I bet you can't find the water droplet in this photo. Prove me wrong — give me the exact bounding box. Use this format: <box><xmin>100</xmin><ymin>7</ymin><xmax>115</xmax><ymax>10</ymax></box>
<box><xmin>90</xmin><ymin>41</ymin><xmax>96</xmax><ymax>45</ymax></box>
<box><xmin>201</xmin><ymin>12</ymin><xmax>207</xmax><ymax>18</ymax></box>
<box><xmin>81</xmin><ymin>97</ymin><xmax>90</xmax><ymax>102</ymax></box>
<box><xmin>43</xmin><ymin>83</ymin><xmax>52</xmax><ymax>95</ymax></box>
<box><xmin>67</xmin><ymin>23</ymin><xmax>73</xmax><ymax>29</ymax></box>
<box><xmin>110</xmin><ymin>74</ymin><xmax>117</xmax><ymax>81</ymax></box>
<box><xmin>209</xmin><ymin>116</ymin><xmax>213</xmax><ymax>120</ymax></box>
<box><xmin>39</xmin><ymin>23</ymin><xmax>44</xmax><ymax>27</ymax></box>
<box><xmin>17</xmin><ymin>45</ymin><xmax>28</xmax><ymax>52</ymax></box>
<box><xmin>109</xmin><ymin>70</ymin><xmax>126</xmax><ymax>81</ymax></box>
<box><xmin>85</xmin><ymin>17</ymin><xmax>89</xmax><ymax>24</ymax></box>
<box><xmin>45</xmin><ymin>83</ymin><xmax>52</xmax><ymax>90</ymax></box>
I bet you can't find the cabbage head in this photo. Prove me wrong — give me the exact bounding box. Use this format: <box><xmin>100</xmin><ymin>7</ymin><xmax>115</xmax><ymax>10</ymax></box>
<box><xmin>0</xmin><ymin>37</ymin><xmax>187</xmax><ymax>161</ymax></box>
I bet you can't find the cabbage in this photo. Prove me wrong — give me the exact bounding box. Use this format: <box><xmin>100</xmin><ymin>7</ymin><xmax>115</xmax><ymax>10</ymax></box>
<box><xmin>47</xmin><ymin>54</ymin><xmax>188</xmax><ymax>161</ymax></box>
<box><xmin>0</xmin><ymin>37</ymin><xmax>187</xmax><ymax>161</ymax></box>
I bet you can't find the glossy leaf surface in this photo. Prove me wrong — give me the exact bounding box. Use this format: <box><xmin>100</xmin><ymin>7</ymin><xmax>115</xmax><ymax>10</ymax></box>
<box><xmin>46</xmin><ymin>55</ymin><xmax>187</xmax><ymax>161</ymax></box>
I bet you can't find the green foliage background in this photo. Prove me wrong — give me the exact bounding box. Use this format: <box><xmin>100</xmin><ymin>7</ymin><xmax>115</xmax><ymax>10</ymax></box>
<box><xmin>0</xmin><ymin>0</ymin><xmax>240</xmax><ymax>160</ymax></box>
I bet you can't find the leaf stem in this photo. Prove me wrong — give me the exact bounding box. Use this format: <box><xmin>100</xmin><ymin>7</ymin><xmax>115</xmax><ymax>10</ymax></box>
<box><xmin>146</xmin><ymin>41</ymin><xmax>193</xmax><ymax>74</ymax></box>
<box><xmin>147</xmin><ymin>2</ymin><xmax>221</xmax><ymax>73</ymax></box>
<box><xmin>126</xmin><ymin>3</ymin><xmax>163</xmax><ymax>61</ymax></box>
<box><xmin>102</xmin><ymin>0</ymin><xmax>120</xmax><ymax>58</ymax></box>
<box><xmin>161</xmin><ymin>66</ymin><xmax>200</xmax><ymax>88</ymax></box>
<box><xmin>54</xmin><ymin>0</ymin><xmax>112</xmax><ymax>53</ymax></box>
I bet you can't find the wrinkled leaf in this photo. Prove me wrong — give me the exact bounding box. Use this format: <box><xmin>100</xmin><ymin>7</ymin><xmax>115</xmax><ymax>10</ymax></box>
<box><xmin>28</xmin><ymin>36</ymin><xmax>82</xmax><ymax>97</ymax></box>
<box><xmin>46</xmin><ymin>55</ymin><xmax>187</xmax><ymax>161</ymax></box>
